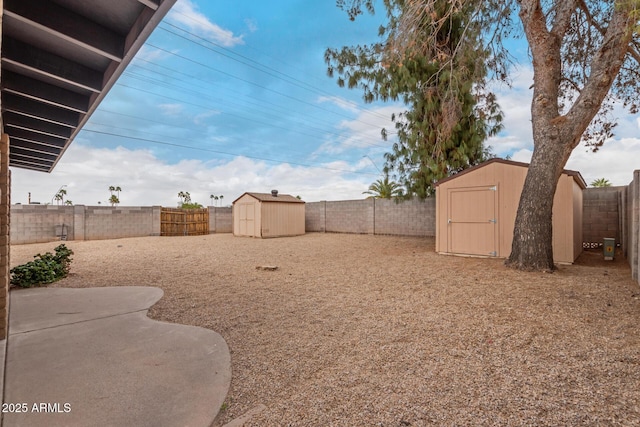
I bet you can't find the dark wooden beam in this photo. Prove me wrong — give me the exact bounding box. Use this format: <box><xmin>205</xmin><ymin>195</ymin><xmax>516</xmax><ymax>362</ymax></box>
<box><xmin>8</xmin><ymin>158</ymin><xmax>52</xmax><ymax>171</ymax></box>
<box><xmin>4</xmin><ymin>112</ymin><xmax>73</xmax><ymax>139</ymax></box>
<box><xmin>2</xmin><ymin>37</ymin><xmax>103</xmax><ymax>93</ymax></box>
<box><xmin>7</xmin><ymin>128</ymin><xmax>68</xmax><ymax>148</ymax></box>
<box><xmin>10</xmin><ymin>148</ymin><xmax>59</xmax><ymax>163</ymax></box>
<box><xmin>137</xmin><ymin>0</ymin><xmax>160</xmax><ymax>10</ymax></box>
<box><xmin>2</xmin><ymin>71</ymin><xmax>90</xmax><ymax>113</ymax></box>
<box><xmin>4</xmin><ymin>0</ymin><xmax>125</xmax><ymax>62</ymax></box>
<box><xmin>5</xmin><ymin>139</ymin><xmax>62</xmax><ymax>156</ymax></box>
<box><xmin>2</xmin><ymin>92</ymin><xmax>81</xmax><ymax>128</ymax></box>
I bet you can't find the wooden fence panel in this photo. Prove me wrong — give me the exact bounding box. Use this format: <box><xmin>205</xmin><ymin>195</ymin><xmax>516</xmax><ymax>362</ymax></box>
<box><xmin>160</xmin><ymin>208</ymin><xmax>209</xmax><ymax>236</ymax></box>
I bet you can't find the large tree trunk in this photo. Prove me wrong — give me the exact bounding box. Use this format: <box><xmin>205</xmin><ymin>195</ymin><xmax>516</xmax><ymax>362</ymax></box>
<box><xmin>506</xmin><ymin>0</ymin><xmax>634</xmax><ymax>271</ymax></box>
<box><xmin>505</xmin><ymin>139</ymin><xmax>572</xmax><ymax>271</ymax></box>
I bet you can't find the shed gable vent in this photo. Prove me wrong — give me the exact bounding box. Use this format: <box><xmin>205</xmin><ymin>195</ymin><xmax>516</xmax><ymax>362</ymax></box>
<box><xmin>271</xmin><ymin>190</ymin><xmax>278</xmax><ymax>197</ymax></box>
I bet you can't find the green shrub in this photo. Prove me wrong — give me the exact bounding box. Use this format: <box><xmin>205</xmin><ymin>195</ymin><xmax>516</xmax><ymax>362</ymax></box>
<box><xmin>10</xmin><ymin>244</ymin><xmax>74</xmax><ymax>288</ymax></box>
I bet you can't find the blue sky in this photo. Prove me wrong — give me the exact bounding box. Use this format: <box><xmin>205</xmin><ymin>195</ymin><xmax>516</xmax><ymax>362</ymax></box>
<box><xmin>10</xmin><ymin>0</ymin><xmax>640</xmax><ymax>207</ymax></box>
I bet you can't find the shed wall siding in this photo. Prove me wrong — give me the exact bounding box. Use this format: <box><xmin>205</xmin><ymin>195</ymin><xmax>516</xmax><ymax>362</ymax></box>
<box><xmin>233</xmin><ymin>194</ymin><xmax>305</xmax><ymax>238</ymax></box>
<box><xmin>261</xmin><ymin>203</ymin><xmax>305</xmax><ymax>237</ymax></box>
<box><xmin>436</xmin><ymin>162</ymin><xmax>581</xmax><ymax>263</ymax></box>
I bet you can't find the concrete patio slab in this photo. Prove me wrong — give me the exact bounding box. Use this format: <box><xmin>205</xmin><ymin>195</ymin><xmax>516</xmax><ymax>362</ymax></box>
<box><xmin>2</xmin><ymin>286</ymin><xmax>231</xmax><ymax>427</ymax></box>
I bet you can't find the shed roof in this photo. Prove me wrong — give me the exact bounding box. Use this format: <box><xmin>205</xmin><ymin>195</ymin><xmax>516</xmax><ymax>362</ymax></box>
<box><xmin>434</xmin><ymin>158</ymin><xmax>587</xmax><ymax>189</ymax></box>
<box><xmin>233</xmin><ymin>192</ymin><xmax>305</xmax><ymax>204</ymax></box>
<box><xmin>1</xmin><ymin>0</ymin><xmax>176</xmax><ymax>172</ymax></box>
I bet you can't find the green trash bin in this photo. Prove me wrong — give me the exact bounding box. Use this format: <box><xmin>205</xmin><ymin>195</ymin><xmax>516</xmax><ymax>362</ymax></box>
<box><xmin>603</xmin><ymin>238</ymin><xmax>615</xmax><ymax>260</ymax></box>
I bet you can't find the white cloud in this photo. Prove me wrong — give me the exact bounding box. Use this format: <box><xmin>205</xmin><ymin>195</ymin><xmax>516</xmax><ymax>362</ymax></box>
<box><xmin>10</xmin><ymin>143</ymin><xmax>372</xmax><ymax>207</ymax></box>
<box><xmin>317</xmin><ymin>96</ymin><xmax>360</xmax><ymax>113</ymax></box>
<box><xmin>486</xmin><ymin>65</ymin><xmax>640</xmax><ymax>186</ymax></box>
<box><xmin>315</xmin><ymin>105</ymin><xmax>398</xmax><ymax>155</ymax></box>
<box><xmin>566</xmin><ymin>138</ymin><xmax>640</xmax><ymax>186</ymax></box>
<box><xmin>193</xmin><ymin>110</ymin><xmax>221</xmax><ymax>125</ymax></box>
<box><xmin>486</xmin><ymin>67</ymin><xmax>535</xmax><ymax>156</ymax></box>
<box><xmin>158</xmin><ymin>103</ymin><xmax>184</xmax><ymax>116</ymax></box>
<box><xmin>244</xmin><ymin>19</ymin><xmax>258</xmax><ymax>33</ymax></box>
<box><xmin>167</xmin><ymin>0</ymin><xmax>244</xmax><ymax>47</ymax></box>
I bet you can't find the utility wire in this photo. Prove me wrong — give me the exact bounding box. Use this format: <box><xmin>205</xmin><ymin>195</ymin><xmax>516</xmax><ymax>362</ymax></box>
<box><xmin>81</xmin><ymin>128</ymin><xmax>379</xmax><ymax>176</ymax></box>
<box><xmin>116</xmin><ymin>75</ymin><xmax>389</xmax><ymax>149</ymax></box>
<box><xmin>144</xmin><ymin>42</ymin><xmax>389</xmax><ymax>130</ymax></box>
<box><xmin>158</xmin><ymin>18</ymin><xmax>391</xmax><ymax>121</ymax></box>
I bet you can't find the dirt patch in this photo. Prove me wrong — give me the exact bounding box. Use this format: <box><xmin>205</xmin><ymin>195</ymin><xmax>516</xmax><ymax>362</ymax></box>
<box><xmin>10</xmin><ymin>234</ymin><xmax>640</xmax><ymax>426</ymax></box>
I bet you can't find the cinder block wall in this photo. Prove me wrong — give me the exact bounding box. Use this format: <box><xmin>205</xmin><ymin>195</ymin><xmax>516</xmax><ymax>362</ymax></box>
<box><xmin>10</xmin><ymin>205</ymin><xmax>75</xmax><ymax>244</ymax></box>
<box><xmin>83</xmin><ymin>206</ymin><xmax>160</xmax><ymax>240</ymax></box>
<box><xmin>582</xmin><ymin>187</ymin><xmax>625</xmax><ymax>246</ymax></box>
<box><xmin>629</xmin><ymin>171</ymin><xmax>640</xmax><ymax>283</ymax></box>
<box><xmin>306</xmin><ymin>198</ymin><xmax>436</xmax><ymax>237</ymax></box>
<box><xmin>10</xmin><ymin>205</ymin><xmax>161</xmax><ymax>244</ymax></box>
<box><xmin>374</xmin><ymin>198</ymin><xmax>435</xmax><ymax>236</ymax></box>
<box><xmin>305</xmin><ymin>201</ymin><xmax>326</xmax><ymax>232</ymax></box>
<box><xmin>209</xmin><ymin>207</ymin><xmax>232</xmax><ymax>233</ymax></box>
<box><xmin>325</xmin><ymin>199</ymin><xmax>375</xmax><ymax>234</ymax></box>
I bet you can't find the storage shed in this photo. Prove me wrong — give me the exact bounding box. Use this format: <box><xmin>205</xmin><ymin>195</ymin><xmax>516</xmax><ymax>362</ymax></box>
<box><xmin>233</xmin><ymin>191</ymin><xmax>305</xmax><ymax>238</ymax></box>
<box><xmin>435</xmin><ymin>159</ymin><xmax>586</xmax><ymax>263</ymax></box>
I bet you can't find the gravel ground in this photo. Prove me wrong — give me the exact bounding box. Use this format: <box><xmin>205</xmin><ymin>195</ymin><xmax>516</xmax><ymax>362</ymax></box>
<box><xmin>10</xmin><ymin>233</ymin><xmax>640</xmax><ymax>426</ymax></box>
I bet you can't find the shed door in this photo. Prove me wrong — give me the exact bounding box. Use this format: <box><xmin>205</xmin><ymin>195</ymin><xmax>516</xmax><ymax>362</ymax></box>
<box><xmin>447</xmin><ymin>186</ymin><xmax>498</xmax><ymax>256</ymax></box>
<box><xmin>238</xmin><ymin>203</ymin><xmax>254</xmax><ymax>236</ymax></box>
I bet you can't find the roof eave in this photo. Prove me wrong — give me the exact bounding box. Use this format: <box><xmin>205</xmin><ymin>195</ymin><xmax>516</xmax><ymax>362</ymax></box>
<box><xmin>47</xmin><ymin>0</ymin><xmax>177</xmax><ymax>172</ymax></box>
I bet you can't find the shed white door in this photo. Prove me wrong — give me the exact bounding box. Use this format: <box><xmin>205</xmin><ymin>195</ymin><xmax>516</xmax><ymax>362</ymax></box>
<box><xmin>238</xmin><ymin>203</ymin><xmax>255</xmax><ymax>236</ymax></box>
<box><xmin>447</xmin><ymin>186</ymin><xmax>498</xmax><ymax>256</ymax></box>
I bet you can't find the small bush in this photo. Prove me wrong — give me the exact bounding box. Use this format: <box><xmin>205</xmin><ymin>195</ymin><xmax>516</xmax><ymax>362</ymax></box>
<box><xmin>10</xmin><ymin>244</ymin><xmax>74</xmax><ymax>288</ymax></box>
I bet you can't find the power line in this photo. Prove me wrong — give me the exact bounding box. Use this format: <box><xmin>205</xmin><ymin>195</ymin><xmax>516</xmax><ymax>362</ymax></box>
<box><xmin>81</xmin><ymin>128</ymin><xmax>379</xmax><ymax>176</ymax></box>
<box><xmin>144</xmin><ymin>42</ymin><xmax>390</xmax><ymax>130</ymax></box>
<box><xmin>115</xmin><ymin>76</ymin><xmax>389</xmax><ymax>149</ymax></box>
<box><xmin>158</xmin><ymin>17</ymin><xmax>391</xmax><ymax>122</ymax></box>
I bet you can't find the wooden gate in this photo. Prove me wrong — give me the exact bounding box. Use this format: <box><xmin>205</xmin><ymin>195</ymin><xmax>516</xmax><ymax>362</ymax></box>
<box><xmin>160</xmin><ymin>208</ymin><xmax>210</xmax><ymax>236</ymax></box>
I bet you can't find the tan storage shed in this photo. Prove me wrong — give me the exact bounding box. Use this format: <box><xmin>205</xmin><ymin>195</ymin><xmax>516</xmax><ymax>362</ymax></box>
<box><xmin>233</xmin><ymin>191</ymin><xmax>305</xmax><ymax>238</ymax></box>
<box><xmin>435</xmin><ymin>159</ymin><xmax>586</xmax><ymax>263</ymax></box>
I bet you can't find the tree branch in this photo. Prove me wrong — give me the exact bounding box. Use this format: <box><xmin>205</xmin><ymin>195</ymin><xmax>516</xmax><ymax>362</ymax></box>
<box><xmin>551</xmin><ymin>0</ymin><xmax>578</xmax><ymax>40</ymax></box>
<box><xmin>565</xmin><ymin>4</ymin><xmax>636</xmax><ymax>146</ymax></box>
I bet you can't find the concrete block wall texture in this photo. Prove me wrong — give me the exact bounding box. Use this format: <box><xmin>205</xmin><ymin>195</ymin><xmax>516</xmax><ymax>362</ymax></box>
<box><xmin>374</xmin><ymin>198</ymin><xmax>435</xmax><ymax>236</ymax></box>
<box><xmin>10</xmin><ymin>205</ymin><xmax>75</xmax><ymax>244</ymax></box>
<box><xmin>305</xmin><ymin>201</ymin><xmax>326</xmax><ymax>232</ymax></box>
<box><xmin>209</xmin><ymin>207</ymin><xmax>232</xmax><ymax>233</ymax></box>
<box><xmin>582</xmin><ymin>186</ymin><xmax>625</xmax><ymax>245</ymax></box>
<box><xmin>10</xmin><ymin>205</ymin><xmax>161</xmax><ymax>244</ymax></box>
<box><xmin>630</xmin><ymin>171</ymin><xmax>640</xmax><ymax>283</ymax></box>
<box><xmin>306</xmin><ymin>198</ymin><xmax>436</xmax><ymax>237</ymax></box>
<box><xmin>325</xmin><ymin>199</ymin><xmax>375</xmax><ymax>234</ymax></box>
<box><xmin>83</xmin><ymin>206</ymin><xmax>160</xmax><ymax>240</ymax></box>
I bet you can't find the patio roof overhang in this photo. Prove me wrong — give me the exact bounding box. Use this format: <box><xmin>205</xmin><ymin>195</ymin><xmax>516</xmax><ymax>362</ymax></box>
<box><xmin>1</xmin><ymin>0</ymin><xmax>176</xmax><ymax>172</ymax></box>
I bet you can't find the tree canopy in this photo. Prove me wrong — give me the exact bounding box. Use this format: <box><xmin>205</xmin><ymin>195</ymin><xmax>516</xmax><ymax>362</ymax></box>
<box><xmin>326</xmin><ymin>0</ymin><xmax>502</xmax><ymax>198</ymax></box>
<box><xmin>336</xmin><ymin>0</ymin><xmax>640</xmax><ymax>270</ymax></box>
<box><xmin>590</xmin><ymin>178</ymin><xmax>612</xmax><ymax>188</ymax></box>
<box><xmin>363</xmin><ymin>175</ymin><xmax>404</xmax><ymax>198</ymax></box>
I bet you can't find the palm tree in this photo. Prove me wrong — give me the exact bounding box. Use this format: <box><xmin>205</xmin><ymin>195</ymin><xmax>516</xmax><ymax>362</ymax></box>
<box><xmin>54</xmin><ymin>188</ymin><xmax>67</xmax><ymax>205</ymax></box>
<box><xmin>590</xmin><ymin>178</ymin><xmax>612</xmax><ymax>188</ymax></box>
<box><xmin>178</xmin><ymin>191</ymin><xmax>192</xmax><ymax>207</ymax></box>
<box><xmin>219</xmin><ymin>195</ymin><xmax>224</xmax><ymax>206</ymax></box>
<box><xmin>363</xmin><ymin>175</ymin><xmax>404</xmax><ymax>199</ymax></box>
<box><xmin>115</xmin><ymin>186</ymin><xmax>122</xmax><ymax>198</ymax></box>
<box><xmin>64</xmin><ymin>200</ymin><xmax>73</xmax><ymax>206</ymax></box>
<box><xmin>210</xmin><ymin>194</ymin><xmax>216</xmax><ymax>206</ymax></box>
<box><xmin>109</xmin><ymin>195</ymin><xmax>120</xmax><ymax>206</ymax></box>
